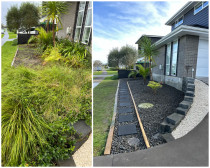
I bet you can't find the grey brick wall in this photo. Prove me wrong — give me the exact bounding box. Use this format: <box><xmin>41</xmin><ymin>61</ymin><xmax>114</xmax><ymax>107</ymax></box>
<box><xmin>179</xmin><ymin>35</ymin><xmax>199</xmax><ymax>78</ymax></box>
<box><xmin>57</xmin><ymin>2</ymin><xmax>78</xmax><ymax>40</ymax></box>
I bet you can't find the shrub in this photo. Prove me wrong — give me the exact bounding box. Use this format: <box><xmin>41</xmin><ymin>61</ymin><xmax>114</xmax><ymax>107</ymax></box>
<box><xmin>137</xmin><ymin>64</ymin><xmax>149</xmax><ymax>84</ymax></box>
<box><xmin>35</xmin><ymin>27</ymin><xmax>53</xmax><ymax>51</ymax></box>
<box><xmin>147</xmin><ymin>81</ymin><xmax>162</xmax><ymax>94</ymax></box>
<box><xmin>128</xmin><ymin>70</ymin><xmax>138</xmax><ymax>79</ymax></box>
<box><xmin>28</xmin><ymin>35</ymin><xmax>38</xmax><ymax>44</ymax></box>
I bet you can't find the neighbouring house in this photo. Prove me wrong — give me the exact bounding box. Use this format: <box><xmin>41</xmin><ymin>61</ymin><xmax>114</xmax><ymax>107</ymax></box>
<box><xmin>135</xmin><ymin>35</ymin><xmax>163</xmax><ymax>67</ymax></box>
<box><xmin>57</xmin><ymin>1</ymin><xmax>92</xmax><ymax>48</ymax></box>
<box><xmin>137</xmin><ymin>1</ymin><xmax>209</xmax><ymax>90</ymax></box>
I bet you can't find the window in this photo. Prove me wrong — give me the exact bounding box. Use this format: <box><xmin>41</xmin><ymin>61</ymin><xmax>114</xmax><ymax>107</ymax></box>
<box><xmin>171</xmin><ymin>40</ymin><xmax>178</xmax><ymax>76</ymax></box>
<box><xmin>165</xmin><ymin>43</ymin><xmax>171</xmax><ymax>75</ymax></box>
<box><xmin>74</xmin><ymin>1</ymin><xmax>86</xmax><ymax>42</ymax></box>
<box><xmin>175</xmin><ymin>16</ymin><xmax>183</xmax><ymax>28</ymax></box>
<box><xmin>194</xmin><ymin>1</ymin><xmax>208</xmax><ymax>15</ymax></box>
<box><xmin>82</xmin><ymin>2</ymin><xmax>92</xmax><ymax>44</ymax></box>
<box><xmin>165</xmin><ymin>40</ymin><xmax>179</xmax><ymax>76</ymax></box>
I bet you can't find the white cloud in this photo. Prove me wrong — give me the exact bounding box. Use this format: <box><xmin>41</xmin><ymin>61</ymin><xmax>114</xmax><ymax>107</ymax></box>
<box><xmin>93</xmin><ymin>1</ymin><xmax>187</xmax><ymax>64</ymax></box>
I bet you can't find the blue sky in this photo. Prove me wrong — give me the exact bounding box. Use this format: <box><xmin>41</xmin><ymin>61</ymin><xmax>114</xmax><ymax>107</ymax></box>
<box><xmin>93</xmin><ymin>1</ymin><xmax>187</xmax><ymax>63</ymax></box>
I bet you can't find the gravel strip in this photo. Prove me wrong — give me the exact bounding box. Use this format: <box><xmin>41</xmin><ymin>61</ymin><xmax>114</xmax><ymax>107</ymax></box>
<box><xmin>72</xmin><ymin>134</ymin><xmax>92</xmax><ymax>167</ymax></box>
<box><xmin>172</xmin><ymin>79</ymin><xmax>209</xmax><ymax>139</ymax></box>
<box><xmin>129</xmin><ymin>78</ymin><xmax>184</xmax><ymax>147</ymax></box>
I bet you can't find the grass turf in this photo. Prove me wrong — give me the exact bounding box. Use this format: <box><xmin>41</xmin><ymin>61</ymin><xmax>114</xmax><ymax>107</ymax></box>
<box><xmin>93</xmin><ymin>71</ymin><xmax>103</xmax><ymax>75</ymax></box>
<box><xmin>93</xmin><ymin>76</ymin><xmax>118</xmax><ymax>156</ymax></box>
<box><xmin>1</xmin><ymin>34</ymin><xmax>4</xmax><ymax>38</ymax></box>
<box><xmin>8</xmin><ymin>31</ymin><xmax>17</xmax><ymax>39</ymax></box>
<box><xmin>106</xmin><ymin>70</ymin><xmax>118</xmax><ymax>75</ymax></box>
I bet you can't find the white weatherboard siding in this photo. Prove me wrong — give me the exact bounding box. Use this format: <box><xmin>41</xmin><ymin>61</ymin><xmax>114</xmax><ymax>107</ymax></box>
<box><xmin>196</xmin><ymin>38</ymin><xmax>209</xmax><ymax>77</ymax></box>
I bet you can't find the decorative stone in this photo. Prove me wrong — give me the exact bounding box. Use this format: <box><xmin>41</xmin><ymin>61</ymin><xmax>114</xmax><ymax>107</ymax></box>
<box><xmin>138</xmin><ymin>103</ymin><xmax>154</xmax><ymax>109</ymax></box>
<box><xmin>127</xmin><ymin>137</ymin><xmax>140</xmax><ymax>147</ymax></box>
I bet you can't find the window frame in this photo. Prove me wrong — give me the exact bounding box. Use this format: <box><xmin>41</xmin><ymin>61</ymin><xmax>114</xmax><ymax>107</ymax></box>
<box><xmin>81</xmin><ymin>2</ymin><xmax>92</xmax><ymax>44</ymax></box>
<box><xmin>165</xmin><ymin>39</ymin><xmax>179</xmax><ymax>76</ymax></box>
<box><xmin>194</xmin><ymin>1</ymin><xmax>209</xmax><ymax>15</ymax></box>
<box><xmin>174</xmin><ymin>16</ymin><xmax>184</xmax><ymax>28</ymax></box>
<box><xmin>74</xmin><ymin>1</ymin><xmax>86</xmax><ymax>42</ymax></box>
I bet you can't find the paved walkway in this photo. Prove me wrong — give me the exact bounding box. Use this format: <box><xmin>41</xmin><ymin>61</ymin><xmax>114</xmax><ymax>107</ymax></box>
<box><xmin>94</xmin><ymin>114</ymin><xmax>208</xmax><ymax>166</ymax></box>
<box><xmin>93</xmin><ymin>71</ymin><xmax>113</xmax><ymax>88</ymax></box>
<box><xmin>1</xmin><ymin>29</ymin><xmax>15</xmax><ymax>46</ymax></box>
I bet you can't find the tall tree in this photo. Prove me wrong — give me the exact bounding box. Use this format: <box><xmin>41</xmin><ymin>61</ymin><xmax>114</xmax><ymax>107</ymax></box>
<box><xmin>119</xmin><ymin>45</ymin><xmax>138</xmax><ymax>69</ymax></box>
<box><xmin>139</xmin><ymin>36</ymin><xmax>158</xmax><ymax>79</ymax></box>
<box><xmin>20</xmin><ymin>2</ymin><xmax>40</xmax><ymax>34</ymax></box>
<box><xmin>108</xmin><ymin>47</ymin><xmax>121</xmax><ymax>69</ymax></box>
<box><xmin>42</xmin><ymin>1</ymin><xmax>68</xmax><ymax>46</ymax></box>
<box><xmin>6</xmin><ymin>6</ymin><xmax>21</xmax><ymax>32</ymax></box>
<box><xmin>93</xmin><ymin>60</ymin><xmax>103</xmax><ymax>68</ymax></box>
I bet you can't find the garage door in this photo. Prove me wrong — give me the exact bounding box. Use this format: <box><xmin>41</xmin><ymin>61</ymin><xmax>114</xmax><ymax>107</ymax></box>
<box><xmin>196</xmin><ymin>38</ymin><xmax>209</xmax><ymax>77</ymax></box>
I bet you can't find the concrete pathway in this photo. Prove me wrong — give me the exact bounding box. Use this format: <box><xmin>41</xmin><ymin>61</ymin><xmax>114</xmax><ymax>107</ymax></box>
<box><xmin>1</xmin><ymin>29</ymin><xmax>15</xmax><ymax>46</ymax></box>
<box><xmin>93</xmin><ymin>70</ymin><xmax>113</xmax><ymax>88</ymax></box>
<box><xmin>94</xmin><ymin>114</ymin><xmax>208</xmax><ymax>166</ymax></box>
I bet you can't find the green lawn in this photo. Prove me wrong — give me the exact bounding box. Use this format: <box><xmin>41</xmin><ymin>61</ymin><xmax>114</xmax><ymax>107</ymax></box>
<box><xmin>8</xmin><ymin>31</ymin><xmax>17</xmax><ymax>39</ymax></box>
<box><xmin>93</xmin><ymin>76</ymin><xmax>118</xmax><ymax>156</ymax></box>
<box><xmin>1</xmin><ymin>34</ymin><xmax>4</xmax><ymax>38</ymax></box>
<box><xmin>1</xmin><ymin>41</ymin><xmax>17</xmax><ymax>72</ymax></box>
<box><xmin>93</xmin><ymin>71</ymin><xmax>103</xmax><ymax>75</ymax></box>
<box><xmin>106</xmin><ymin>70</ymin><xmax>118</xmax><ymax>75</ymax></box>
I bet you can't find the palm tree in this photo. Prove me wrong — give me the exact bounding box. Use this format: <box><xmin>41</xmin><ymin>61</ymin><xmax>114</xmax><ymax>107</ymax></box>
<box><xmin>42</xmin><ymin>1</ymin><xmax>68</xmax><ymax>46</ymax></box>
<box><xmin>137</xmin><ymin>64</ymin><xmax>150</xmax><ymax>84</ymax></box>
<box><xmin>139</xmin><ymin>36</ymin><xmax>158</xmax><ymax>80</ymax></box>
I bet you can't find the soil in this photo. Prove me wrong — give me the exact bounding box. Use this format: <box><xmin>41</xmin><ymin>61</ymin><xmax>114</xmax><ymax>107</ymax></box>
<box><xmin>13</xmin><ymin>44</ymin><xmax>43</xmax><ymax>67</ymax></box>
<box><xmin>111</xmin><ymin>78</ymin><xmax>184</xmax><ymax>154</ymax></box>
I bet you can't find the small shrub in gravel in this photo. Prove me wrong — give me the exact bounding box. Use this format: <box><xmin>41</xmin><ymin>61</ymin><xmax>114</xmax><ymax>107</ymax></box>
<box><xmin>147</xmin><ymin>81</ymin><xmax>162</xmax><ymax>94</ymax></box>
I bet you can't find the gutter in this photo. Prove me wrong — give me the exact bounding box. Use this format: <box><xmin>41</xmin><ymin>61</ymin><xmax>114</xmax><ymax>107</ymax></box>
<box><xmin>154</xmin><ymin>25</ymin><xmax>209</xmax><ymax>47</ymax></box>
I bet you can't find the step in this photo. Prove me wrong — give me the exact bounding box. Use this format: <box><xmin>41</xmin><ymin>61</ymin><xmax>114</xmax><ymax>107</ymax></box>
<box><xmin>185</xmin><ymin>91</ymin><xmax>194</xmax><ymax>97</ymax></box>
<box><xmin>119</xmin><ymin>114</ymin><xmax>134</xmax><ymax>122</ymax></box>
<box><xmin>186</xmin><ymin>87</ymin><xmax>195</xmax><ymax>92</ymax></box>
<box><xmin>184</xmin><ymin>96</ymin><xmax>193</xmax><ymax>102</ymax></box>
<box><xmin>187</xmin><ymin>78</ymin><xmax>195</xmax><ymax>83</ymax></box>
<box><xmin>160</xmin><ymin>133</ymin><xmax>175</xmax><ymax>142</ymax></box>
<box><xmin>176</xmin><ymin>107</ymin><xmax>188</xmax><ymax>115</ymax></box>
<box><xmin>179</xmin><ymin>101</ymin><xmax>191</xmax><ymax>109</ymax></box>
<box><xmin>187</xmin><ymin>83</ymin><xmax>195</xmax><ymax>89</ymax></box>
<box><xmin>160</xmin><ymin>121</ymin><xmax>175</xmax><ymax>133</ymax></box>
<box><xmin>166</xmin><ymin>113</ymin><xmax>184</xmax><ymax>125</ymax></box>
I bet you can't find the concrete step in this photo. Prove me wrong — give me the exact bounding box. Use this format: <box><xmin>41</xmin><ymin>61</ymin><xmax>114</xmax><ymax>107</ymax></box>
<box><xmin>160</xmin><ymin>133</ymin><xmax>175</xmax><ymax>142</ymax></box>
<box><xmin>185</xmin><ymin>91</ymin><xmax>194</xmax><ymax>97</ymax></box>
<box><xmin>187</xmin><ymin>78</ymin><xmax>195</xmax><ymax>84</ymax></box>
<box><xmin>160</xmin><ymin>120</ymin><xmax>175</xmax><ymax>133</ymax></box>
<box><xmin>184</xmin><ymin>96</ymin><xmax>193</xmax><ymax>102</ymax></box>
<box><xmin>187</xmin><ymin>83</ymin><xmax>195</xmax><ymax>89</ymax></box>
<box><xmin>179</xmin><ymin>101</ymin><xmax>191</xmax><ymax>109</ymax></box>
<box><xmin>176</xmin><ymin>107</ymin><xmax>188</xmax><ymax>115</ymax></box>
<box><xmin>166</xmin><ymin>113</ymin><xmax>184</xmax><ymax>125</ymax></box>
<box><xmin>186</xmin><ymin>87</ymin><xmax>195</xmax><ymax>92</ymax></box>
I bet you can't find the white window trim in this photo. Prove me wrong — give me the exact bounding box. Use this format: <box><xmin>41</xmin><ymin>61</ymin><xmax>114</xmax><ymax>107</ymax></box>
<box><xmin>81</xmin><ymin>3</ymin><xmax>92</xmax><ymax>44</ymax></box>
<box><xmin>194</xmin><ymin>1</ymin><xmax>208</xmax><ymax>15</ymax></box>
<box><xmin>174</xmin><ymin>15</ymin><xmax>184</xmax><ymax>28</ymax></box>
<box><xmin>74</xmin><ymin>1</ymin><xmax>86</xmax><ymax>42</ymax></box>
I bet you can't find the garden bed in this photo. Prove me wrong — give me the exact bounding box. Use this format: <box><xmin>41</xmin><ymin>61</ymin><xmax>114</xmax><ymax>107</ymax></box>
<box><xmin>111</xmin><ymin>78</ymin><xmax>184</xmax><ymax>154</ymax></box>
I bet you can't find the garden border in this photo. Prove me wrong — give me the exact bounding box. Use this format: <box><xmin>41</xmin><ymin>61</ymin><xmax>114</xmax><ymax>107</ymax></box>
<box><xmin>160</xmin><ymin>77</ymin><xmax>195</xmax><ymax>141</ymax></box>
<box><xmin>11</xmin><ymin>48</ymin><xmax>18</xmax><ymax>67</ymax></box>
<box><xmin>104</xmin><ymin>80</ymin><xmax>120</xmax><ymax>155</ymax></box>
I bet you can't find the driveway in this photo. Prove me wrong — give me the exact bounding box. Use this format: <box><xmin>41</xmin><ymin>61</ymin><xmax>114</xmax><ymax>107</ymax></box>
<box><xmin>1</xmin><ymin>29</ymin><xmax>16</xmax><ymax>46</ymax></box>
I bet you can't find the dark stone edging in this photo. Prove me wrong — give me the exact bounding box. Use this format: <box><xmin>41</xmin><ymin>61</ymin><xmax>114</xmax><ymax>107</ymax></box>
<box><xmin>160</xmin><ymin>77</ymin><xmax>195</xmax><ymax>142</ymax></box>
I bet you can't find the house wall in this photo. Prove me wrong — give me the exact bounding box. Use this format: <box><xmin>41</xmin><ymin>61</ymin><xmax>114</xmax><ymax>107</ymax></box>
<box><xmin>57</xmin><ymin>2</ymin><xmax>78</xmax><ymax>40</ymax></box>
<box><xmin>152</xmin><ymin>35</ymin><xmax>199</xmax><ymax>91</ymax></box>
<box><xmin>172</xmin><ymin>5</ymin><xmax>208</xmax><ymax>31</ymax></box>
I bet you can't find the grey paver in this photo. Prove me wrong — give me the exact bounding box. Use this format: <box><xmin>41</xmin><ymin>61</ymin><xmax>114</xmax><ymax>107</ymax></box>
<box><xmin>119</xmin><ymin>114</ymin><xmax>134</xmax><ymax>122</ymax></box>
<box><xmin>118</xmin><ymin>124</ymin><xmax>137</xmax><ymax>136</ymax></box>
<box><xmin>120</xmin><ymin>102</ymin><xmax>131</xmax><ymax>107</ymax></box>
<box><xmin>118</xmin><ymin>107</ymin><xmax>133</xmax><ymax>114</ymax></box>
